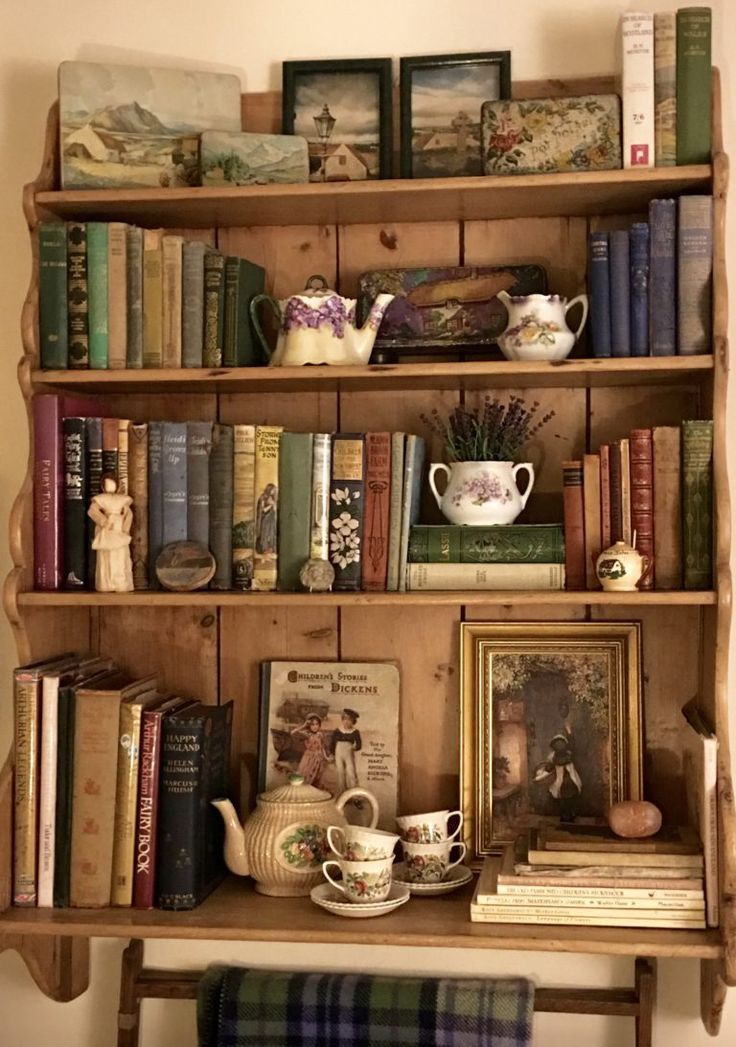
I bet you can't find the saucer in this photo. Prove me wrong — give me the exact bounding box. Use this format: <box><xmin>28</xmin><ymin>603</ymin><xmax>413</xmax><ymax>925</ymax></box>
<box><xmin>392</xmin><ymin>862</ymin><xmax>474</xmax><ymax>895</ymax></box>
<box><xmin>310</xmin><ymin>881</ymin><xmax>411</xmax><ymax>918</ymax></box>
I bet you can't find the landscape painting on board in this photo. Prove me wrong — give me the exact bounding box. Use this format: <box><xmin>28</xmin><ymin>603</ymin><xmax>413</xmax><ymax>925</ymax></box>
<box><xmin>59</xmin><ymin>61</ymin><xmax>242</xmax><ymax>189</ymax></box>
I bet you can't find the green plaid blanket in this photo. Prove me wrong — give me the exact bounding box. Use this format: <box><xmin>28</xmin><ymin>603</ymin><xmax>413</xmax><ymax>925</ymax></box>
<box><xmin>197</xmin><ymin>966</ymin><xmax>535</xmax><ymax>1046</ymax></box>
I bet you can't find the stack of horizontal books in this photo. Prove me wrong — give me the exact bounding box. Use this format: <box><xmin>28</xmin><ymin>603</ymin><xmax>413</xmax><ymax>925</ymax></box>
<box><xmin>471</xmin><ymin>825</ymin><xmax>706</xmax><ymax>930</ymax></box>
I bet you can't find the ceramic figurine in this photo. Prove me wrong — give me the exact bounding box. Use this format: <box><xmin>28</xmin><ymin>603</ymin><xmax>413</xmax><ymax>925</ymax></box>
<box><xmin>496</xmin><ymin>290</ymin><xmax>589</xmax><ymax>361</ymax></box>
<box><xmin>87</xmin><ymin>472</ymin><xmax>134</xmax><ymax>592</ymax></box>
<box><xmin>595</xmin><ymin>539</ymin><xmax>651</xmax><ymax>592</ymax></box>
<box><xmin>429</xmin><ymin>460</ymin><xmax>535</xmax><ymax>526</ymax></box>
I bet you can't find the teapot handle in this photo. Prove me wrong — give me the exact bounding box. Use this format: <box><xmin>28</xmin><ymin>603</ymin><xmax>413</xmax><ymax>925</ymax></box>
<box><xmin>336</xmin><ymin>787</ymin><xmax>379</xmax><ymax>829</ymax></box>
<box><xmin>512</xmin><ymin>463</ymin><xmax>535</xmax><ymax>512</ymax></box>
<box><xmin>638</xmin><ymin>553</ymin><xmax>652</xmax><ymax>587</ymax></box>
<box><xmin>565</xmin><ymin>294</ymin><xmax>589</xmax><ymax>343</ymax></box>
<box><xmin>249</xmin><ymin>294</ymin><xmax>282</xmax><ymax>363</ymax></box>
<box><xmin>428</xmin><ymin>463</ymin><xmax>451</xmax><ymax>512</ymax></box>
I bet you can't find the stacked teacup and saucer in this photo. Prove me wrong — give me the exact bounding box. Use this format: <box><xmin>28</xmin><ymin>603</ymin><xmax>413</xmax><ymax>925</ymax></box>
<box><xmin>392</xmin><ymin>809</ymin><xmax>473</xmax><ymax>895</ymax></box>
<box><xmin>310</xmin><ymin>823</ymin><xmax>410</xmax><ymax>918</ymax></box>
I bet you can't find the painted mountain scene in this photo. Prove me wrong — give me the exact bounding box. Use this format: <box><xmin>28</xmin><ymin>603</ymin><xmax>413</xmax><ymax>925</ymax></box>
<box><xmin>201</xmin><ymin>131</ymin><xmax>309</xmax><ymax>186</ymax></box>
<box><xmin>59</xmin><ymin>61</ymin><xmax>241</xmax><ymax>189</ymax></box>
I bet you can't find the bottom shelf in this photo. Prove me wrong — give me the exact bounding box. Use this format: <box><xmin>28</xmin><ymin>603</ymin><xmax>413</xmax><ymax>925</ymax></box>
<box><xmin>0</xmin><ymin>877</ymin><xmax>722</xmax><ymax>959</ymax></box>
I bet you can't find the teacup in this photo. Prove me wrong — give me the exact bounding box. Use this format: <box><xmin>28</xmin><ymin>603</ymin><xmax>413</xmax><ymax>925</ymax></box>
<box><xmin>322</xmin><ymin>855</ymin><xmax>394</xmax><ymax>903</ymax></box>
<box><xmin>396</xmin><ymin>809</ymin><xmax>463</xmax><ymax>844</ymax></box>
<box><xmin>401</xmin><ymin>840</ymin><xmax>467</xmax><ymax>884</ymax></box>
<box><xmin>327</xmin><ymin>824</ymin><xmax>399</xmax><ymax>861</ymax></box>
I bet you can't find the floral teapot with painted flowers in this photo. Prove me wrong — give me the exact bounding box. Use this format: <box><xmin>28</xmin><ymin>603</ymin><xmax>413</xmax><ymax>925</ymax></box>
<box><xmin>250</xmin><ymin>275</ymin><xmax>394</xmax><ymax>366</ymax></box>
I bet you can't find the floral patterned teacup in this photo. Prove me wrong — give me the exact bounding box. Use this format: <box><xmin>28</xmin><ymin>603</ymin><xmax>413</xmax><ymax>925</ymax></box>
<box><xmin>396</xmin><ymin>809</ymin><xmax>463</xmax><ymax>845</ymax></box>
<box><xmin>401</xmin><ymin>840</ymin><xmax>467</xmax><ymax>884</ymax></box>
<box><xmin>322</xmin><ymin>855</ymin><xmax>394</xmax><ymax>903</ymax></box>
<box><xmin>327</xmin><ymin>824</ymin><xmax>399</xmax><ymax>862</ymax></box>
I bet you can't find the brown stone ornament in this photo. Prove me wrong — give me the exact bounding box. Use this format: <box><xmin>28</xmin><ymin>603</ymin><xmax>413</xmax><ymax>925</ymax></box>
<box><xmin>607</xmin><ymin>800</ymin><xmax>663</xmax><ymax>839</ymax></box>
<box><xmin>155</xmin><ymin>540</ymin><xmax>216</xmax><ymax>591</ymax></box>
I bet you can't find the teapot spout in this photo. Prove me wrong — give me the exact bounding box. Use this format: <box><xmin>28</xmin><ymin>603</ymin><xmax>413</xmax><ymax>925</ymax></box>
<box><xmin>211</xmin><ymin>797</ymin><xmax>249</xmax><ymax>877</ymax></box>
<box><xmin>496</xmin><ymin>289</ymin><xmax>512</xmax><ymax>307</ymax></box>
<box><xmin>354</xmin><ymin>293</ymin><xmax>394</xmax><ymax>362</ymax></box>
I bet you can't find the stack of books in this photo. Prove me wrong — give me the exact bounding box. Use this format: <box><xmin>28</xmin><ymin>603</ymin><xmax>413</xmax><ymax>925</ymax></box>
<box><xmin>471</xmin><ymin>825</ymin><xmax>707</xmax><ymax>930</ymax></box>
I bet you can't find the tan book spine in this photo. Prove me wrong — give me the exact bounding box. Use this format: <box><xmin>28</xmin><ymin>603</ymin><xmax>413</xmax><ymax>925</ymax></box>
<box><xmin>142</xmin><ymin>229</ymin><xmax>163</xmax><ymax>368</ymax></box>
<box><xmin>117</xmin><ymin>419</ymin><xmax>131</xmax><ymax>495</ymax></box>
<box><xmin>619</xmin><ymin>437</ymin><xmax>632</xmax><ymax>543</ymax></box>
<box><xmin>653</xmin><ymin>426</ymin><xmax>683</xmax><ymax>588</ymax></box>
<box><xmin>252</xmin><ymin>426</ymin><xmax>283</xmax><ymax>591</ymax></box>
<box><xmin>582</xmin><ymin>453</ymin><xmax>601</xmax><ymax>589</ymax></box>
<box><xmin>599</xmin><ymin>444</ymin><xmax>611</xmax><ymax>549</ymax></box>
<box><xmin>129</xmin><ymin>423</ymin><xmax>149</xmax><ymax>590</ymax></box>
<box><xmin>110</xmin><ymin>703</ymin><xmax>145</xmax><ymax>906</ymax></box>
<box><xmin>162</xmin><ymin>235</ymin><xmax>183</xmax><ymax>368</ymax></box>
<box><xmin>232</xmin><ymin>424</ymin><xmax>256</xmax><ymax>590</ymax></box>
<box><xmin>107</xmin><ymin>222</ymin><xmax>128</xmax><ymax>369</ymax></box>
<box><xmin>470</xmin><ymin>909</ymin><xmax>703</xmax><ymax>928</ymax></box>
<box><xmin>13</xmin><ymin>674</ymin><xmax>40</xmax><ymax>905</ymax></box>
<box><xmin>406</xmin><ymin>562</ymin><xmax>565</xmax><ymax>591</ymax></box>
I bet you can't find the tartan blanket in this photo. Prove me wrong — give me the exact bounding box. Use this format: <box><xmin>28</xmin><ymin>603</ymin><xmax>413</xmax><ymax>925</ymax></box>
<box><xmin>197</xmin><ymin>966</ymin><xmax>535</xmax><ymax>1047</ymax></box>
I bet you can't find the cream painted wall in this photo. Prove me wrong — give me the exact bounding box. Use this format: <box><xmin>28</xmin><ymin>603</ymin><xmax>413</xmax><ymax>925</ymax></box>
<box><xmin>0</xmin><ymin>1</ymin><xmax>734</xmax><ymax>1044</ymax></box>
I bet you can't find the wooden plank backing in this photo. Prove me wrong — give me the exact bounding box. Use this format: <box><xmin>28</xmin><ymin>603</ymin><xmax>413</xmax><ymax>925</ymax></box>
<box><xmin>218</xmin><ymin>225</ymin><xmax>336</xmax><ymax>298</ymax></box>
<box><xmin>338</xmin><ymin>221</ymin><xmax>460</xmax><ymax>296</ymax></box>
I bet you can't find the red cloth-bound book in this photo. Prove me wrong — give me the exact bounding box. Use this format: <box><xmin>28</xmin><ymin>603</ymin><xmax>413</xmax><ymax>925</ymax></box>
<box><xmin>562</xmin><ymin>460</ymin><xmax>586</xmax><ymax>590</ymax></box>
<box><xmin>362</xmin><ymin>432</ymin><xmax>392</xmax><ymax>591</ymax></box>
<box><xmin>629</xmin><ymin>428</ymin><xmax>655</xmax><ymax>589</ymax></box>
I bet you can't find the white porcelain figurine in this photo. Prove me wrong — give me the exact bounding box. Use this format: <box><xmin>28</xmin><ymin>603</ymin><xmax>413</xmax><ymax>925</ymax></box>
<box><xmin>87</xmin><ymin>472</ymin><xmax>134</xmax><ymax>592</ymax></box>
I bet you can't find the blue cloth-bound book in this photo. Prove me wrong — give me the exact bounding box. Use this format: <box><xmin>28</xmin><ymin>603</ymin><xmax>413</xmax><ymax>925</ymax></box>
<box><xmin>588</xmin><ymin>232</ymin><xmax>612</xmax><ymax>357</ymax></box>
<box><xmin>629</xmin><ymin>222</ymin><xmax>650</xmax><ymax>356</ymax></box>
<box><xmin>649</xmin><ymin>198</ymin><xmax>677</xmax><ymax>356</ymax></box>
<box><xmin>609</xmin><ymin>230</ymin><xmax>631</xmax><ymax>357</ymax></box>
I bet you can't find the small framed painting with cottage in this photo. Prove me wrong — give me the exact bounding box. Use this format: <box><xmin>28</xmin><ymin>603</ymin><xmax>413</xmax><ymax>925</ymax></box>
<box><xmin>282</xmin><ymin>59</ymin><xmax>393</xmax><ymax>182</ymax></box>
<box><xmin>400</xmin><ymin>51</ymin><xmax>511</xmax><ymax>178</ymax></box>
<box><xmin>460</xmin><ymin>621</ymin><xmax>643</xmax><ymax>862</ymax></box>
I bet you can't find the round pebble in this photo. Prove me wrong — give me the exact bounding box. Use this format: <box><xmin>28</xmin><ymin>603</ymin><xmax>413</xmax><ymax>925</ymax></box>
<box><xmin>608</xmin><ymin>800</ymin><xmax>663</xmax><ymax>839</ymax></box>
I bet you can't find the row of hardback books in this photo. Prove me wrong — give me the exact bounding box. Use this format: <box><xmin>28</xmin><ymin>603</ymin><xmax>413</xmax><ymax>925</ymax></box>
<box><xmin>562</xmin><ymin>420</ymin><xmax>713</xmax><ymax>591</ymax></box>
<box><xmin>588</xmin><ymin>196</ymin><xmax>712</xmax><ymax>358</ymax></box>
<box><xmin>38</xmin><ymin>221</ymin><xmax>265</xmax><ymax>370</ymax></box>
<box><xmin>13</xmin><ymin>653</ymin><xmax>232</xmax><ymax>910</ymax></box>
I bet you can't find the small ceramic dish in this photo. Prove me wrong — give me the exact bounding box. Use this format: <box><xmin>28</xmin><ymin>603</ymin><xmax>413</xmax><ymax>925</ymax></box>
<box><xmin>310</xmin><ymin>881</ymin><xmax>410</xmax><ymax>918</ymax></box>
<box><xmin>392</xmin><ymin>862</ymin><xmax>474</xmax><ymax>896</ymax></box>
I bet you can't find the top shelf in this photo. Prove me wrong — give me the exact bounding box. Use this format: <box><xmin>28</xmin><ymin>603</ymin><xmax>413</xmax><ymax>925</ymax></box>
<box><xmin>34</xmin><ymin>165</ymin><xmax>712</xmax><ymax>229</ymax></box>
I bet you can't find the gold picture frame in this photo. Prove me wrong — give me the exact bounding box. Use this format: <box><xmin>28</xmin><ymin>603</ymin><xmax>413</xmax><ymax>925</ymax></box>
<box><xmin>460</xmin><ymin>621</ymin><xmax>643</xmax><ymax>863</ymax></box>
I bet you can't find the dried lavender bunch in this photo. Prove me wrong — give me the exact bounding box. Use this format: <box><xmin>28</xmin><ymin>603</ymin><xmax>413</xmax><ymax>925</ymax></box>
<box><xmin>422</xmin><ymin>396</ymin><xmax>554</xmax><ymax>462</ymax></box>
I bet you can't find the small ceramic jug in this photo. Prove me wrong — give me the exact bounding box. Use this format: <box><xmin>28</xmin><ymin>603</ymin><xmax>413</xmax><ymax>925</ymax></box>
<box><xmin>595</xmin><ymin>539</ymin><xmax>651</xmax><ymax>592</ymax></box>
<box><xmin>429</xmin><ymin>460</ymin><xmax>535</xmax><ymax>526</ymax></box>
<box><xmin>496</xmin><ymin>290</ymin><xmax>589</xmax><ymax>361</ymax></box>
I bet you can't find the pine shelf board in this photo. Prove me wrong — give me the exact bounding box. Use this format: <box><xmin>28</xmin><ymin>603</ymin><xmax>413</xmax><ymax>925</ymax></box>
<box><xmin>34</xmin><ymin>165</ymin><xmax>712</xmax><ymax>229</ymax></box>
<box><xmin>32</xmin><ymin>356</ymin><xmax>715</xmax><ymax>393</ymax></box>
<box><xmin>0</xmin><ymin>879</ymin><xmax>722</xmax><ymax>958</ymax></box>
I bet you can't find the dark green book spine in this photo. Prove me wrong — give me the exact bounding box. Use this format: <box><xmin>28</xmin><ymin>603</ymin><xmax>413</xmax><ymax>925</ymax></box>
<box><xmin>39</xmin><ymin>223</ymin><xmax>68</xmax><ymax>369</ymax></box>
<box><xmin>682</xmin><ymin>420</ymin><xmax>714</xmax><ymax>589</ymax></box>
<box><xmin>182</xmin><ymin>241</ymin><xmax>205</xmax><ymax>367</ymax></box>
<box><xmin>408</xmin><ymin>524</ymin><xmax>565</xmax><ymax>564</ymax></box>
<box><xmin>67</xmin><ymin>222</ymin><xmax>89</xmax><ymax>369</ymax></box>
<box><xmin>209</xmin><ymin>424</ymin><xmax>234</xmax><ymax>590</ymax></box>
<box><xmin>676</xmin><ymin>7</ymin><xmax>712</xmax><ymax>165</ymax></box>
<box><xmin>53</xmin><ymin>684</ymin><xmax>75</xmax><ymax>907</ymax></box>
<box><xmin>200</xmin><ymin>703</ymin><xmax>232</xmax><ymax>900</ymax></box>
<box><xmin>186</xmin><ymin>421</ymin><xmax>212</xmax><ymax>548</ymax></box>
<box><xmin>86</xmin><ymin>222</ymin><xmax>109</xmax><ymax>369</ymax></box>
<box><xmin>277</xmin><ymin>432</ymin><xmax>313</xmax><ymax>590</ymax></box>
<box><xmin>126</xmin><ymin>226</ymin><xmax>143</xmax><ymax>368</ymax></box>
<box><xmin>203</xmin><ymin>252</ymin><xmax>225</xmax><ymax>367</ymax></box>
<box><xmin>223</xmin><ymin>257</ymin><xmax>240</xmax><ymax>368</ymax></box>
<box><xmin>223</xmin><ymin>257</ymin><xmax>267</xmax><ymax>367</ymax></box>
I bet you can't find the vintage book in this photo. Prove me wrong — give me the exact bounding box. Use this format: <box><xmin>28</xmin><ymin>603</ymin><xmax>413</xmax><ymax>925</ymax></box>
<box><xmin>162</xmin><ymin>421</ymin><xmax>188</xmax><ymax>547</ymax></box>
<box><xmin>654</xmin><ymin>12</ymin><xmax>677</xmax><ymax>166</ymax></box>
<box><xmin>182</xmin><ymin>240</ymin><xmax>206</xmax><ymax>368</ymax></box>
<box><xmin>162</xmin><ymin>234</ymin><xmax>183</xmax><ymax>368</ymax></box>
<box><xmin>70</xmin><ymin>673</ymin><xmax>157</xmax><ymax>908</ymax></box>
<box><xmin>599</xmin><ymin>445</ymin><xmax>611</xmax><ymax>550</ymax></box>
<box><xmin>102</xmin><ymin>415</ymin><xmax>118</xmax><ymax>481</ymax></box>
<box><xmin>629</xmin><ymin>428</ymin><xmax>654</xmax><ymax>589</ymax></box>
<box><xmin>126</xmin><ymin>225</ymin><xmax>144</xmax><ymax>368</ymax></box>
<box><xmin>309</xmin><ymin>433</ymin><xmax>332</xmax><ymax>562</ymax></box>
<box><xmin>107</xmin><ymin>222</ymin><xmax>128</xmax><ymax>369</ymax></box>
<box><xmin>110</xmin><ymin>691</ymin><xmax>162</xmax><ymax>906</ymax></box>
<box><xmin>147</xmin><ymin>421</ymin><xmax>163</xmax><ymax>588</ymax></box>
<box><xmin>582</xmin><ymin>453</ymin><xmax>601</xmax><ymax>589</ymax></box>
<box><xmin>386</xmin><ymin>433</ymin><xmax>406</xmax><ymax>591</ymax></box>
<box><xmin>408</xmin><ymin>523</ymin><xmax>565</xmax><ymax>564</ymax></box>
<box><xmin>86</xmin><ymin>222</ymin><xmax>109</xmax><ymax>369</ymax></box>
<box><xmin>67</xmin><ymin>222</ymin><xmax>89</xmax><ymax>368</ymax></box>
<box><xmin>187</xmin><ymin>421</ymin><xmax>213</xmax><ymax>549</ymax></box>
<box><xmin>609</xmin><ymin>230</ymin><xmax>631</xmax><ymax>356</ymax></box>
<box><xmin>209</xmin><ymin>423</ymin><xmax>234</xmax><ymax>590</ymax></box>
<box><xmin>38</xmin><ymin>669</ymin><xmax>63</xmax><ymax>906</ymax></box>
<box><xmin>223</xmin><ymin>256</ymin><xmax>266</xmax><ymax>367</ymax></box>
<box><xmin>609</xmin><ymin>439</ymin><xmax>622</xmax><ymax>542</ymax></box>
<box><xmin>142</xmin><ymin>228</ymin><xmax>163</xmax><ymax>368</ymax></box>
<box><xmin>621</xmin><ymin>12</ymin><xmax>655</xmax><ymax>168</ymax></box>
<box><xmin>278</xmin><ymin>431</ymin><xmax>313</xmax><ymax>591</ymax></box>
<box><xmin>588</xmin><ymin>232</ymin><xmax>611</xmax><ymax>358</ymax></box>
<box><xmin>649</xmin><ymin>198</ymin><xmax>677</xmax><ymax>356</ymax></box>
<box><xmin>232</xmin><ymin>424</ymin><xmax>256</xmax><ymax>590</ymax></box>
<box><xmin>652</xmin><ymin>425</ymin><xmax>683</xmax><ymax>588</ymax></box>
<box><xmin>539</xmin><ymin>823</ymin><xmax>701</xmax><ymax>856</ymax></box>
<box><xmin>470</xmin><ymin>908</ymin><xmax>703</xmax><ymax>929</ymax></box>
<box><xmin>682</xmin><ymin>701</ymin><xmax>719</xmax><ymax>926</ymax></box>
<box><xmin>362</xmin><ymin>432</ymin><xmax>392</xmax><ymax>591</ymax></box>
<box><xmin>85</xmin><ymin>417</ymin><xmax>103</xmax><ymax>589</ymax></box>
<box><xmin>629</xmin><ymin>222</ymin><xmax>649</xmax><ymax>357</ymax></box>
<box><xmin>406</xmin><ymin>562</ymin><xmax>565</xmax><ymax>591</ymax></box>
<box><xmin>682</xmin><ymin>419</ymin><xmax>714</xmax><ymax>589</ymax></box>
<box><xmin>329</xmin><ymin>433</ymin><xmax>366</xmax><ymax>592</ymax></box>
<box><xmin>397</xmin><ymin>435</ymin><xmax>426</xmax><ymax>593</ymax></box>
<box><xmin>678</xmin><ymin>195</ymin><xmax>713</xmax><ymax>356</ymax></box>
<box><xmin>128</xmin><ymin>423</ymin><xmax>149</xmax><ymax>590</ymax></box>
<box><xmin>616</xmin><ymin>438</ymin><xmax>632</xmax><ymax>544</ymax></box>
<box><xmin>676</xmin><ymin>7</ymin><xmax>712</xmax><ymax>165</ymax></box>
<box><xmin>117</xmin><ymin>418</ymin><xmax>131</xmax><ymax>494</ymax></box>
<box><xmin>528</xmin><ymin>840</ymin><xmax>703</xmax><ymax>871</ymax></box>
<box><xmin>157</xmin><ymin>701</ymin><xmax>233</xmax><ymax>910</ymax></box>
<box><xmin>203</xmin><ymin>250</ymin><xmax>226</xmax><ymax>367</ymax></box>
<box><xmin>39</xmin><ymin>222</ymin><xmax>68</xmax><ymax>369</ymax></box>
<box><xmin>252</xmin><ymin>426</ymin><xmax>283</xmax><ymax>591</ymax></box>
<box><xmin>562</xmin><ymin>460</ymin><xmax>586</xmax><ymax>591</ymax></box>
<box><xmin>62</xmin><ymin>417</ymin><xmax>88</xmax><ymax>589</ymax></box>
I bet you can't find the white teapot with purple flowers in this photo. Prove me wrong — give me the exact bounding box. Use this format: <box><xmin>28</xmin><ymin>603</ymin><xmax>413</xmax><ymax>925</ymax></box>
<box><xmin>250</xmin><ymin>275</ymin><xmax>394</xmax><ymax>366</ymax></box>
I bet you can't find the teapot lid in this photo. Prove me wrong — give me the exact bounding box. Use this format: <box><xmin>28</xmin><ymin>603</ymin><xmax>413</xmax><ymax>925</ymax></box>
<box><xmin>299</xmin><ymin>274</ymin><xmax>335</xmax><ymax>299</ymax></box>
<box><xmin>259</xmin><ymin>772</ymin><xmax>332</xmax><ymax>804</ymax></box>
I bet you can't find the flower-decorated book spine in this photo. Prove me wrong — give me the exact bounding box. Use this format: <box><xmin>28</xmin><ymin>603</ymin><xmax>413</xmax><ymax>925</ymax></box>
<box><xmin>649</xmin><ymin>198</ymin><xmax>677</xmax><ymax>356</ymax></box>
<box><xmin>252</xmin><ymin>426</ymin><xmax>283</xmax><ymax>591</ymax></box>
<box><xmin>86</xmin><ymin>222</ymin><xmax>108</xmax><ymax>369</ymax></box>
<box><xmin>309</xmin><ymin>433</ymin><xmax>332</xmax><ymax>561</ymax></box>
<box><xmin>583</xmin><ymin>453</ymin><xmax>601</xmax><ymax>589</ymax></box>
<box><xmin>562</xmin><ymin>461</ymin><xmax>586</xmax><ymax>591</ymax></box>
<box><xmin>186</xmin><ymin>421</ymin><xmax>213</xmax><ymax>549</ymax></box>
<box><xmin>39</xmin><ymin>222</ymin><xmax>68</xmax><ymax>369</ymax></box>
<box><xmin>678</xmin><ymin>195</ymin><xmax>713</xmax><ymax>355</ymax></box>
<box><xmin>203</xmin><ymin>250</ymin><xmax>226</xmax><ymax>367</ymax></box>
<box><xmin>162</xmin><ymin>234</ymin><xmax>183</xmax><ymax>369</ymax></box>
<box><xmin>653</xmin><ymin>425</ymin><xmax>683</xmax><ymax>589</ymax></box>
<box><xmin>209</xmin><ymin>424</ymin><xmax>234</xmax><ymax>590</ymax></box>
<box><xmin>629</xmin><ymin>428</ymin><xmax>655</xmax><ymax>589</ymax></box>
<box><xmin>278</xmin><ymin>432</ymin><xmax>313</xmax><ymax>590</ymax></box>
<box><xmin>67</xmin><ymin>222</ymin><xmax>89</xmax><ymax>369</ymax></box>
<box><xmin>609</xmin><ymin>230</ymin><xmax>631</xmax><ymax>357</ymax></box>
<box><xmin>363</xmin><ymin>432</ymin><xmax>392</xmax><ymax>591</ymax></box>
<box><xmin>408</xmin><ymin>524</ymin><xmax>565</xmax><ymax>564</ymax></box>
<box><xmin>162</xmin><ymin>421</ymin><xmax>188</xmax><ymax>547</ymax></box>
<box><xmin>682</xmin><ymin>419</ymin><xmax>713</xmax><ymax>590</ymax></box>
<box><xmin>629</xmin><ymin>222</ymin><xmax>649</xmax><ymax>356</ymax></box>
<box><xmin>107</xmin><ymin>222</ymin><xmax>128</xmax><ymax>370</ymax></box>
<box><xmin>129</xmin><ymin>423</ymin><xmax>149</xmax><ymax>590</ymax></box>
<box><xmin>223</xmin><ymin>257</ymin><xmax>266</xmax><ymax>367</ymax></box>
<box><xmin>182</xmin><ymin>241</ymin><xmax>205</xmax><ymax>367</ymax></box>
<box><xmin>621</xmin><ymin>12</ymin><xmax>655</xmax><ymax>168</ymax></box>
<box><xmin>329</xmin><ymin>434</ymin><xmax>366</xmax><ymax>591</ymax></box>
<box><xmin>398</xmin><ymin>435</ymin><xmax>426</xmax><ymax>592</ymax></box>
<box><xmin>232</xmin><ymin>424</ymin><xmax>256</xmax><ymax>590</ymax></box>
<box><xmin>62</xmin><ymin>416</ymin><xmax>87</xmax><ymax>589</ymax></box>
<box><xmin>588</xmin><ymin>232</ymin><xmax>612</xmax><ymax>358</ymax></box>
<box><xmin>85</xmin><ymin>417</ymin><xmax>102</xmax><ymax>588</ymax></box>
<box><xmin>599</xmin><ymin>445</ymin><xmax>612</xmax><ymax>550</ymax></box>
<box><xmin>654</xmin><ymin>12</ymin><xmax>677</xmax><ymax>166</ymax></box>
<box><xmin>125</xmin><ymin>225</ymin><xmax>143</xmax><ymax>368</ymax></box>
<box><xmin>676</xmin><ymin>7</ymin><xmax>712</xmax><ymax>165</ymax></box>
<box><xmin>386</xmin><ymin>433</ymin><xmax>406</xmax><ymax>591</ymax></box>
<box><xmin>142</xmin><ymin>228</ymin><xmax>163</xmax><ymax>368</ymax></box>
<box><xmin>147</xmin><ymin>421</ymin><xmax>163</xmax><ymax>588</ymax></box>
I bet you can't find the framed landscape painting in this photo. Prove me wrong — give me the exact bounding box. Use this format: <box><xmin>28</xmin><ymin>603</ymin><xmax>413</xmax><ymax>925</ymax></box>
<box><xmin>460</xmin><ymin>621</ymin><xmax>643</xmax><ymax>862</ymax></box>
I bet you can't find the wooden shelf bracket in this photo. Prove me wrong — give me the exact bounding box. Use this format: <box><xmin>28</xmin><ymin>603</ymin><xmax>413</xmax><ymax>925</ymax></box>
<box><xmin>0</xmin><ymin>933</ymin><xmax>89</xmax><ymax>1002</ymax></box>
